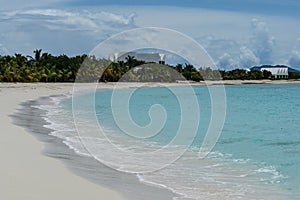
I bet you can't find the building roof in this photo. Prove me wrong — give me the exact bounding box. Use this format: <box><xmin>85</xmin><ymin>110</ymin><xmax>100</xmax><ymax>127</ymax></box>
<box><xmin>250</xmin><ymin>65</ymin><xmax>299</xmax><ymax>73</ymax></box>
<box><xmin>261</xmin><ymin>67</ymin><xmax>288</xmax><ymax>75</ymax></box>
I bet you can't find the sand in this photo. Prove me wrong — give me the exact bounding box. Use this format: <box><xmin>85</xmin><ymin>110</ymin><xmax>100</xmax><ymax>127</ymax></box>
<box><xmin>0</xmin><ymin>83</ymin><xmax>125</xmax><ymax>200</ymax></box>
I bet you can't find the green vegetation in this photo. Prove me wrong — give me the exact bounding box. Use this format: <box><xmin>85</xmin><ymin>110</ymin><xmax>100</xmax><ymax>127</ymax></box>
<box><xmin>0</xmin><ymin>49</ymin><xmax>86</xmax><ymax>82</ymax></box>
<box><xmin>289</xmin><ymin>72</ymin><xmax>300</xmax><ymax>79</ymax></box>
<box><xmin>0</xmin><ymin>50</ymin><xmax>297</xmax><ymax>82</ymax></box>
<box><xmin>220</xmin><ymin>69</ymin><xmax>272</xmax><ymax>80</ymax></box>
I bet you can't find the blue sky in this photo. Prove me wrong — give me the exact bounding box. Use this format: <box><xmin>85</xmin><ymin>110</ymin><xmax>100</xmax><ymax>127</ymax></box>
<box><xmin>1</xmin><ymin>0</ymin><xmax>300</xmax><ymax>69</ymax></box>
<box><xmin>62</xmin><ymin>0</ymin><xmax>300</xmax><ymax>16</ymax></box>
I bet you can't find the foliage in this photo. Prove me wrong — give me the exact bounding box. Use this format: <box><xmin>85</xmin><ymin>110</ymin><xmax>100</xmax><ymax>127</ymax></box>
<box><xmin>221</xmin><ymin>69</ymin><xmax>271</xmax><ymax>80</ymax></box>
<box><xmin>0</xmin><ymin>50</ymin><xmax>294</xmax><ymax>83</ymax></box>
<box><xmin>0</xmin><ymin>49</ymin><xmax>86</xmax><ymax>82</ymax></box>
<box><xmin>289</xmin><ymin>72</ymin><xmax>300</xmax><ymax>79</ymax></box>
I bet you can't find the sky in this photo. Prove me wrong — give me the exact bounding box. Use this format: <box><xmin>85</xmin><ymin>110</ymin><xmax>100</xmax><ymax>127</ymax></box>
<box><xmin>1</xmin><ymin>0</ymin><xmax>300</xmax><ymax>69</ymax></box>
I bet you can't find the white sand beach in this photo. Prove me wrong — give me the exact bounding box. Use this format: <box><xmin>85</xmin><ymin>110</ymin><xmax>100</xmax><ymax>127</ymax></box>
<box><xmin>0</xmin><ymin>83</ymin><xmax>125</xmax><ymax>200</ymax></box>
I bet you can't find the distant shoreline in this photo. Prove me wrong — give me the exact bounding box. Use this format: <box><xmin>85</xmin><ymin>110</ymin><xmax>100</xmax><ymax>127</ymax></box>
<box><xmin>91</xmin><ymin>79</ymin><xmax>300</xmax><ymax>87</ymax></box>
<box><xmin>195</xmin><ymin>79</ymin><xmax>300</xmax><ymax>85</ymax></box>
<box><xmin>1</xmin><ymin>79</ymin><xmax>300</xmax><ymax>89</ymax></box>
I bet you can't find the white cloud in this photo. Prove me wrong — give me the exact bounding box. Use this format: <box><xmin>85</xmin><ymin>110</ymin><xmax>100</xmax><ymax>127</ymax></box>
<box><xmin>288</xmin><ymin>38</ymin><xmax>300</xmax><ymax>69</ymax></box>
<box><xmin>0</xmin><ymin>9</ymin><xmax>137</xmax><ymax>55</ymax></box>
<box><xmin>216</xmin><ymin>47</ymin><xmax>260</xmax><ymax>70</ymax></box>
<box><xmin>2</xmin><ymin>9</ymin><xmax>136</xmax><ymax>31</ymax></box>
<box><xmin>1</xmin><ymin>5</ymin><xmax>300</xmax><ymax>69</ymax></box>
<box><xmin>204</xmin><ymin>18</ymin><xmax>279</xmax><ymax>69</ymax></box>
<box><xmin>239</xmin><ymin>46</ymin><xmax>260</xmax><ymax>68</ymax></box>
<box><xmin>289</xmin><ymin>51</ymin><xmax>300</xmax><ymax>68</ymax></box>
<box><xmin>198</xmin><ymin>35</ymin><xmax>241</xmax><ymax>67</ymax></box>
<box><xmin>217</xmin><ymin>53</ymin><xmax>238</xmax><ymax>70</ymax></box>
<box><xmin>249</xmin><ymin>18</ymin><xmax>275</xmax><ymax>64</ymax></box>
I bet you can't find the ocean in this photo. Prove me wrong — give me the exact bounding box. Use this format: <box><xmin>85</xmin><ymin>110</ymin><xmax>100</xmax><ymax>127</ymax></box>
<box><xmin>32</xmin><ymin>84</ymin><xmax>300</xmax><ymax>199</ymax></box>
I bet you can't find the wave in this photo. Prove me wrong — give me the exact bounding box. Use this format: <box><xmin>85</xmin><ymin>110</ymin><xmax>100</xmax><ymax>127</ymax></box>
<box><xmin>37</xmin><ymin>94</ymin><xmax>294</xmax><ymax>200</ymax></box>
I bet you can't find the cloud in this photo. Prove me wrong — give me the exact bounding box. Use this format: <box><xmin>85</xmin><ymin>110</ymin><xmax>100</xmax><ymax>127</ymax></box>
<box><xmin>0</xmin><ymin>9</ymin><xmax>137</xmax><ymax>55</ymax></box>
<box><xmin>0</xmin><ymin>5</ymin><xmax>299</xmax><ymax>69</ymax></box>
<box><xmin>215</xmin><ymin>47</ymin><xmax>260</xmax><ymax>70</ymax></box>
<box><xmin>216</xmin><ymin>53</ymin><xmax>238</xmax><ymax>69</ymax></box>
<box><xmin>129</xmin><ymin>6</ymin><xmax>300</xmax><ymax>69</ymax></box>
<box><xmin>0</xmin><ymin>33</ymin><xmax>10</xmax><ymax>55</ymax></box>
<box><xmin>0</xmin><ymin>44</ymin><xmax>10</xmax><ymax>55</ymax></box>
<box><xmin>2</xmin><ymin>9</ymin><xmax>136</xmax><ymax>31</ymax></box>
<box><xmin>288</xmin><ymin>51</ymin><xmax>300</xmax><ymax>68</ymax></box>
<box><xmin>198</xmin><ymin>36</ymin><xmax>240</xmax><ymax>58</ymax></box>
<box><xmin>239</xmin><ymin>46</ymin><xmax>260</xmax><ymax>68</ymax></box>
<box><xmin>197</xmin><ymin>35</ymin><xmax>241</xmax><ymax>69</ymax></box>
<box><xmin>204</xmin><ymin>18</ymin><xmax>276</xmax><ymax>69</ymax></box>
<box><xmin>249</xmin><ymin>18</ymin><xmax>275</xmax><ymax>64</ymax></box>
<box><xmin>288</xmin><ymin>38</ymin><xmax>300</xmax><ymax>69</ymax></box>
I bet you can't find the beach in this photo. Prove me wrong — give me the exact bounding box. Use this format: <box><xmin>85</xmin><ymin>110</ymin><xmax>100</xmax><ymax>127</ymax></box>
<box><xmin>1</xmin><ymin>80</ymin><xmax>300</xmax><ymax>200</ymax></box>
<box><xmin>0</xmin><ymin>82</ymin><xmax>178</xmax><ymax>200</ymax></box>
<box><xmin>0</xmin><ymin>83</ymin><xmax>126</xmax><ymax>200</ymax></box>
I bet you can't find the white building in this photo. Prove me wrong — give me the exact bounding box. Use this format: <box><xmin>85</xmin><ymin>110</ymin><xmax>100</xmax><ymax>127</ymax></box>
<box><xmin>261</xmin><ymin>67</ymin><xmax>288</xmax><ymax>79</ymax></box>
<box><xmin>109</xmin><ymin>52</ymin><xmax>165</xmax><ymax>64</ymax></box>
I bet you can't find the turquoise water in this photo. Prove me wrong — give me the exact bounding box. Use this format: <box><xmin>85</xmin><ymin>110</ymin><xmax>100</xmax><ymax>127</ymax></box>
<box><xmin>216</xmin><ymin>84</ymin><xmax>300</xmax><ymax>191</ymax></box>
<box><xmin>57</xmin><ymin>84</ymin><xmax>300</xmax><ymax>199</ymax></box>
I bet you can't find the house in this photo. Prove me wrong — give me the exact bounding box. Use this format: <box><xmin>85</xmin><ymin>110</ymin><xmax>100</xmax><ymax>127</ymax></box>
<box><xmin>250</xmin><ymin>65</ymin><xmax>289</xmax><ymax>79</ymax></box>
<box><xmin>261</xmin><ymin>67</ymin><xmax>288</xmax><ymax>79</ymax></box>
<box><xmin>108</xmin><ymin>52</ymin><xmax>165</xmax><ymax>64</ymax></box>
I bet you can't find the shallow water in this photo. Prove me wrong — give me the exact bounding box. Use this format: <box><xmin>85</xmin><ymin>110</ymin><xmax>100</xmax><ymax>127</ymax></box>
<box><xmin>38</xmin><ymin>84</ymin><xmax>300</xmax><ymax>199</ymax></box>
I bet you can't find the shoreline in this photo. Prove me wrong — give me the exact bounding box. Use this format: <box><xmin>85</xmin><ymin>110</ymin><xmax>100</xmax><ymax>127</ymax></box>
<box><xmin>12</xmin><ymin>94</ymin><xmax>177</xmax><ymax>200</ymax></box>
<box><xmin>0</xmin><ymin>82</ymin><xmax>177</xmax><ymax>200</ymax></box>
<box><xmin>0</xmin><ymin>83</ymin><xmax>126</xmax><ymax>200</ymax></box>
<box><xmin>1</xmin><ymin>80</ymin><xmax>300</xmax><ymax>200</ymax></box>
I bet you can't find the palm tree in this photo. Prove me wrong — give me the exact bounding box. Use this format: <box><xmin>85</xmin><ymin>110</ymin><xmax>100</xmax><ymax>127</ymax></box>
<box><xmin>14</xmin><ymin>53</ymin><xmax>27</xmax><ymax>67</ymax></box>
<box><xmin>125</xmin><ymin>55</ymin><xmax>135</xmax><ymax>69</ymax></box>
<box><xmin>33</xmin><ymin>49</ymin><xmax>42</xmax><ymax>62</ymax></box>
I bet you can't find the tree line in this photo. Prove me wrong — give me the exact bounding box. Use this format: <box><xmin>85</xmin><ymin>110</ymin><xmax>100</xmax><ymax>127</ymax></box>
<box><xmin>0</xmin><ymin>50</ymin><xmax>298</xmax><ymax>82</ymax></box>
<box><xmin>0</xmin><ymin>49</ymin><xmax>86</xmax><ymax>82</ymax></box>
